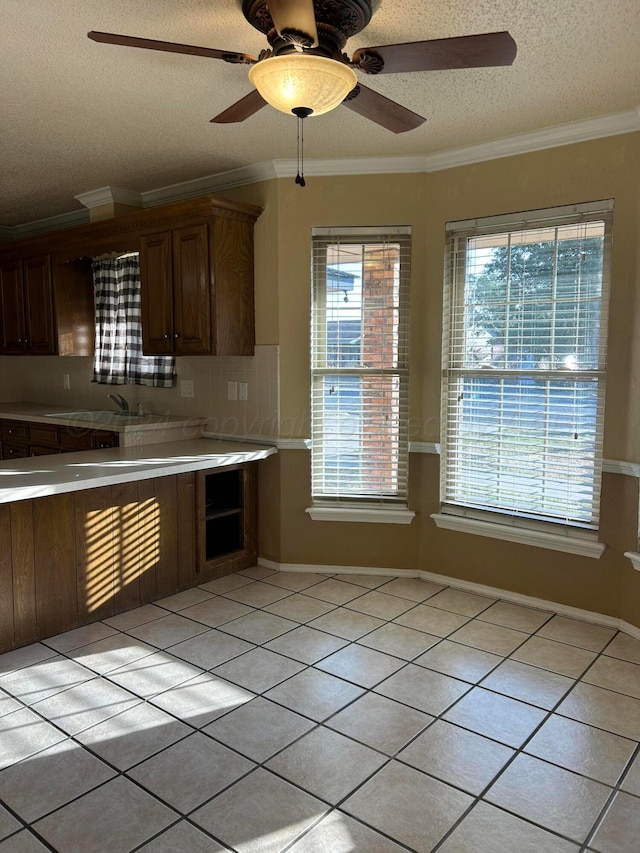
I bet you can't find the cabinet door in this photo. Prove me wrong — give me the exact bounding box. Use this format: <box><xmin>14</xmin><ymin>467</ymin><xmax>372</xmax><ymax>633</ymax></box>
<box><xmin>24</xmin><ymin>255</ymin><xmax>56</xmax><ymax>355</ymax></box>
<box><xmin>0</xmin><ymin>260</ymin><xmax>27</xmax><ymax>354</ymax></box>
<box><xmin>173</xmin><ymin>224</ymin><xmax>211</xmax><ymax>355</ymax></box>
<box><xmin>140</xmin><ymin>231</ymin><xmax>174</xmax><ymax>355</ymax></box>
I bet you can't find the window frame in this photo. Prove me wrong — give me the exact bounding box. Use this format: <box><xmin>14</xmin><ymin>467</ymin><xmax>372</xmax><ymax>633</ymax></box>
<box><xmin>435</xmin><ymin>200</ymin><xmax>613</xmax><ymax>554</ymax></box>
<box><xmin>307</xmin><ymin>226</ymin><xmax>414</xmax><ymax>524</ymax></box>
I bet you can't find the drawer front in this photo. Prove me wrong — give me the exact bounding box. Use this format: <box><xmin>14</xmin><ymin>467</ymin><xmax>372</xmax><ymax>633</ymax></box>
<box><xmin>30</xmin><ymin>445</ymin><xmax>60</xmax><ymax>457</ymax></box>
<box><xmin>3</xmin><ymin>441</ymin><xmax>29</xmax><ymax>459</ymax></box>
<box><xmin>29</xmin><ymin>423</ymin><xmax>61</xmax><ymax>448</ymax></box>
<box><xmin>1</xmin><ymin>421</ymin><xmax>29</xmax><ymax>441</ymax></box>
<box><xmin>60</xmin><ymin>431</ymin><xmax>94</xmax><ymax>452</ymax></box>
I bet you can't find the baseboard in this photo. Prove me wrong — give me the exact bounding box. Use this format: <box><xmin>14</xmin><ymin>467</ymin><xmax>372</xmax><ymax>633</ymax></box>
<box><xmin>257</xmin><ymin>557</ymin><xmax>639</xmax><ymax>638</ymax></box>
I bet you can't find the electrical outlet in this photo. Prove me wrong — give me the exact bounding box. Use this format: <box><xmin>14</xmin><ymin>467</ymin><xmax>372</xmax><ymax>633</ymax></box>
<box><xmin>180</xmin><ymin>379</ymin><xmax>194</xmax><ymax>398</ymax></box>
<box><xmin>227</xmin><ymin>380</ymin><xmax>238</xmax><ymax>401</ymax></box>
<box><xmin>62</xmin><ymin>374</ymin><xmax>70</xmax><ymax>390</ymax></box>
<box><xmin>238</xmin><ymin>382</ymin><xmax>248</xmax><ymax>401</ymax></box>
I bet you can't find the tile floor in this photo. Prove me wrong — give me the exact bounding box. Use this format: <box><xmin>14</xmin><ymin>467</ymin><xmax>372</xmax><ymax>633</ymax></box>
<box><xmin>0</xmin><ymin>566</ymin><xmax>639</xmax><ymax>852</ymax></box>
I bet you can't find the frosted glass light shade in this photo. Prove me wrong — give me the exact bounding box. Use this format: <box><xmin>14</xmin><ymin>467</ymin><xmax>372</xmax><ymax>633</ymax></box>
<box><xmin>249</xmin><ymin>54</ymin><xmax>357</xmax><ymax>116</ymax></box>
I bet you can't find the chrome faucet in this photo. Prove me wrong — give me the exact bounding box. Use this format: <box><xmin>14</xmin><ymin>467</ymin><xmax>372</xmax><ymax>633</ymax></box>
<box><xmin>107</xmin><ymin>393</ymin><xmax>130</xmax><ymax>414</ymax></box>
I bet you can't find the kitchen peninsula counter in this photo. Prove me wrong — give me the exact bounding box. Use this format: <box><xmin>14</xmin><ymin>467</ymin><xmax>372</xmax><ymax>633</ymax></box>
<box><xmin>0</xmin><ymin>437</ymin><xmax>276</xmax><ymax>504</ymax></box>
<box><xmin>0</xmin><ymin>437</ymin><xmax>277</xmax><ymax>652</ymax></box>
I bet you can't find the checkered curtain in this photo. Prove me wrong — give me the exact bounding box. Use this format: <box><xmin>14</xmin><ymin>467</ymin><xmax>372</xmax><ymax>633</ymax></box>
<box><xmin>92</xmin><ymin>254</ymin><xmax>175</xmax><ymax>387</ymax></box>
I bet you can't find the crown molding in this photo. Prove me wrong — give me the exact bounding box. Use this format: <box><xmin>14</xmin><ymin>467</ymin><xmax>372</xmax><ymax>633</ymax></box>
<box><xmin>140</xmin><ymin>161</ymin><xmax>280</xmax><ymax>207</ymax></box>
<box><xmin>74</xmin><ymin>186</ymin><xmax>143</xmax><ymax>209</ymax></box>
<box><xmin>271</xmin><ymin>155</ymin><xmax>429</xmax><ymax>178</ymax></box>
<box><xmin>5</xmin><ymin>107</ymin><xmax>640</xmax><ymax>237</ymax></box>
<box><xmin>422</xmin><ymin>108</ymin><xmax>640</xmax><ymax>172</ymax></box>
<box><xmin>1</xmin><ymin>209</ymin><xmax>89</xmax><ymax>240</ymax></box>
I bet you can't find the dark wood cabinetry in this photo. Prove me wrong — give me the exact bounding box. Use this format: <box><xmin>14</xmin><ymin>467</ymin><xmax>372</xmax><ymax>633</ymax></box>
<box><xmin>0</xmin><ymin>419</ymin><xmax>119</xmax><ymax>459</ymax></box>
<box><xmin>0</xmin><ymin>254</ymin><xmax>94</xmax><ymax>356</ymax></box>
<box><xmin>0</xmin><ymin>194</ymin><xmax>260</xmax><ymax>359</ymax></box>
<box><xmin>140</xmin><ymin>214</ymin><xmax>257</xmax><ymax>357</ymax></box>
<box><xmin>0</xmin><ymin>255</ymin><xmax>56</xmax><ymax>354</ymax></box>
<box><xmin>0</xmin><ymin>460</ymin><xmax>258</xmax><ymax>652</ymax></box>
<box><xmin>140</xmin><ymin>224</ymin><xmax>211</xmax><ymax>355</ymax></box>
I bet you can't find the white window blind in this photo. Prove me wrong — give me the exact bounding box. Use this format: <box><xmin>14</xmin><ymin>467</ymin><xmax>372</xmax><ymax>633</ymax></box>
<box><xmin>311</xmin><ymin>227</ymin><xmax>411</xmax><ymax>506</ymax></box>
<box><xmin>441</xmin><ymin>201</ymin><xmax>612</xmax><ymax>529</ymax></box>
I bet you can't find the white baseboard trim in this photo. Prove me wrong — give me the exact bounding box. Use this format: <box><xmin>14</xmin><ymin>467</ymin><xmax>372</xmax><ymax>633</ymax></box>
<box><xmin>257</xmin><ymin>557</ymin><xmax>639</xmax><ymax>637</ymax></box>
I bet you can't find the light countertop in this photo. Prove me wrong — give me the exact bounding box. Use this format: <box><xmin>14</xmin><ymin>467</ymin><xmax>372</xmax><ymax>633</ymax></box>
<box><xmin>0</xmin><ymin>438</ymin><xmax>277</xmax><ymax>504</ymax></box>
<box><xmin>0</xmin><ymin>402</ymin><xmax>205</xmax><ymax>433</ymax></box>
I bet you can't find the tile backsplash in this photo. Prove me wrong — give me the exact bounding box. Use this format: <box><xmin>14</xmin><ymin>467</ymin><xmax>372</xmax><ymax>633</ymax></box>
<box><xmin>0</xmin><ymin>345</ymin><xmax>279</xmax><ymax>440</ymax></box>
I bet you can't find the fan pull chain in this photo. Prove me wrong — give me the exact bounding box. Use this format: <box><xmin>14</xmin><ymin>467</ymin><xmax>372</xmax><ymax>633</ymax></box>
<box><xmin>292</xmin><ymin>107</ymin><xmax>312</xmax><ymax>187</ymax></box>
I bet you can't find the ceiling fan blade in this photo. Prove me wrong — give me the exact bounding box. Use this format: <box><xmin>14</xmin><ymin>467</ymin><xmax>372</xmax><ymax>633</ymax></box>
<box><xmin>87</xmin><ymin>31</ymin><xmax>255</xmax><ymax>65</ymax></box>
<box><xmin>267</xmin><ymin>0</ymin><xmax>318</xmax><ymax>47</ymax></box>
<box><xmin>352</xmin><ymin>31</ymin><xmax>517</xmax><ymax>74</ymax></box>
<box><xmin>343</xmin><ymin>84</ymin><xmax>425</xmax><ymax>134</ymax></box>
<box><xmin>211</xmin><ymin>90</ymin><xmax>268</xmax><ymax>123</ymax></box>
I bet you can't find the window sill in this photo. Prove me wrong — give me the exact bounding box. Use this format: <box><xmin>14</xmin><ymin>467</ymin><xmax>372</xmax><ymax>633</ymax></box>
<box><xmin>431</xmin><ymin>513</ymin><xmax>605</xmax><ymax>558</ymax></box>
<box><xmin>306</xmin><ymin>506</ymin><xmax>415</xmax><ymax>524</ymax></box>
<box><xmin>624</xmin><ymin>551</ymin><xmax>640</xmax><ymax>571</ymax></box>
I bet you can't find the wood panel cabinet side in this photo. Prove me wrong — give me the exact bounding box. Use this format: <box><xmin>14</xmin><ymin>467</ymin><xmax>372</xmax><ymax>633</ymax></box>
<box><xmin>33</xmin><ymin>494</ymin><xmax>78</xmax><ymax>638</ymax></box>
<box><xmin>153</xmin><ymin>475</ymin><xmax>180</xmax><ymax>599</ymax></box>
<box><xmin>111</xmin><ymin>481</ymin><xmax>143</xmax><ymax>613</ymax></box>
<box><xmin>9</xmin><ymin>501</ymin><xmax>37</xmax><ymax>648</ymax></box>
<box><xmin>211</xmin><ymin>216</ymin><xmax>255</xmax><ymax>356</ymax></box>
<box><xmin>53</xmin><ymin>258</ymin><xmax>95</xmax><ymax>357</ymax></box>
<box><xmin>0</xmin><ymin>505</ymin><xmax>15</xmax><ymax>652</ymax></box>
<box><xmin>75</xmin><ymin>486</ymin><xmax>116</xmax><ymax>625</ymax></box>
<box><xmin>136</xmin><ymin>478</ymin><xmax>158</xmax><ymax>603</ymax></box>
<box><xmin>177</xmin><ymin>472</ymin><xmax>197</xmax><ymax>590</ymax></box>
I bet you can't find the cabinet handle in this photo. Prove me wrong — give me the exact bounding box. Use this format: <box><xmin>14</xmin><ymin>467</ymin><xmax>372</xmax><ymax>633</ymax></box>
<box><xmin>164</xmin><ymin>333</ymin><xmax>169</xmax><ymax>339</ymax></box>
<box><xmin>174</xmin><ymin>332</ymin><xmax>180</xmax><ymax>339</ymax></box>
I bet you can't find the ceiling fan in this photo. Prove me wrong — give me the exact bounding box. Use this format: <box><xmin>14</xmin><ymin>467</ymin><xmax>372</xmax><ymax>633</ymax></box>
<box><xmin>88</xmin><ymin>0</ymin><xmax>517</xmax><ymax>134</ymax></box>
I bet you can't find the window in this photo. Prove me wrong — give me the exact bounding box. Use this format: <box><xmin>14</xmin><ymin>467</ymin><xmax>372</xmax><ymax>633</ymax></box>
<box><xmin>308</xmin><ymin>227</ymin><xmax>412</xmax><ymax>523</ymax></box>
<box><xmin>439</xmin><ymin>201</ymin><xmax>612</xmax><ymax>542</ymax></box>
<box><xmin>92</xmin><ymin>253</ymin><xmax>175</xmax><ymax>387</ymax></box>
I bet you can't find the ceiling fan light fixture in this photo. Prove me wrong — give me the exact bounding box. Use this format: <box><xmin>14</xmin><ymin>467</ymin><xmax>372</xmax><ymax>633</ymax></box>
<box><xmin>248</xmin><ymin>54</ymin><xmax>357</xmax><ymax>116</ymax></box>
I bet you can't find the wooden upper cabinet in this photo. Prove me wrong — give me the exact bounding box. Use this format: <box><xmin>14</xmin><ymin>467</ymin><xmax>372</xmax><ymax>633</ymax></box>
<box><xmin>140</xmin><ymin>231</ymin><xmax>174</xmax><ymax>355</ymax></box>
<box><xmin>173</xmin><ymin>224</ymin><xmax>211</xmax><ymax>354</ymax></box>
<box><xmin>0</xmin><ymin>194</ymin><xmax>260</xmax><ymax>359</ymax></box>
<box><xmin>0</xmin><ymin>254</ymin><xmax>93</xmax><ymax>357</ymax></box>
<box><xmin>140</xmin><ymin>225</ymin><xmax>211</xmax><ymax>356</ymax></box>
<box><xmin>23</xmin><ymin>255</ymin><xmax>56</xmax><ymax>355</ymax></box>
<box><xmin>0</xmin><ymin>254</ymin><xmax>54</xmax><ymax>354</ymax></box>
<box><xmin>0</xmin><ymin>259</ymin><xmax>27</xmax><ymax>353</ymax></box>
<box><xmin>140</xmin><ymin>216</ymin><xmax>254</xmax><ymax>357</ymax></box>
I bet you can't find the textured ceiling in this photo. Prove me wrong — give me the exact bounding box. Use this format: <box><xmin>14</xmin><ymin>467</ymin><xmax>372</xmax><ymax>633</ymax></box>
<box><xmin>2</xmin><ymin>0</ymin><xmax>639</xmax><ymax>226</ymax></box>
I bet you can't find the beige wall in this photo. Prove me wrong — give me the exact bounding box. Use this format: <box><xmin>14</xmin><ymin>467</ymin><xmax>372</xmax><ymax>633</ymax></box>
<box><xmin>231</xmin><ymin>133</ymin><xmax>640</xmax><ymax>627</ymax></box>
<box><xmin>6</xmin><ymin>132</ymin><xmax>640</xmax><ymax>627</ymax></box>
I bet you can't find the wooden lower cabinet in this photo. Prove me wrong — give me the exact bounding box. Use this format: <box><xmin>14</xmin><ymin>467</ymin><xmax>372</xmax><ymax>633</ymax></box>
<box><xmin>0</xmin><ymin>464</ymin><xmax>258</xmax><ymax>652</ymax></box>
<box><xmin>0</xmin><ymin>419</ymin><xmax>120</xmax><ymax>459</ymax></box>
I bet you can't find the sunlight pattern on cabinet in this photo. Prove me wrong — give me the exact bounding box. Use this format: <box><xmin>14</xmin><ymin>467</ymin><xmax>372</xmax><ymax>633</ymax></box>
<box><xmin>84</xmin><ymin>498</ymin><xmax>160</xmax><ymax>612</ymax></box>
